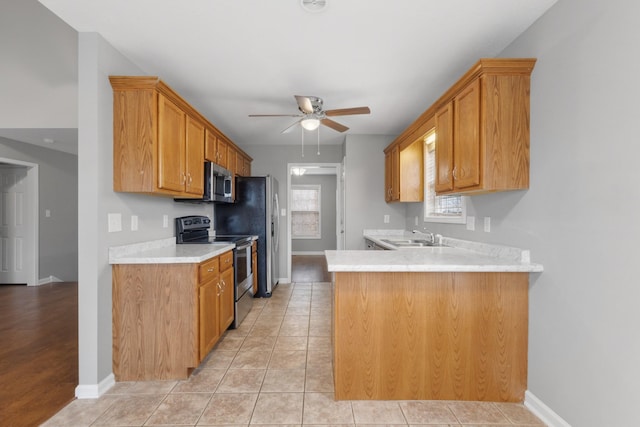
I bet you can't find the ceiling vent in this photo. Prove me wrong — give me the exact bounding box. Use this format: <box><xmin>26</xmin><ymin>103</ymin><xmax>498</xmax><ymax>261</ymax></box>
<box><xmin>301</xmin><ymin>0</ymin><xmax>328</xmax><ymax>13</ymax></box>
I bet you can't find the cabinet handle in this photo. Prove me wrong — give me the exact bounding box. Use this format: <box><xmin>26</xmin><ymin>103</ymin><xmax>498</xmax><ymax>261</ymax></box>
<box><xmin>216</xmin><ymin>282</ymin><xmax>222</xmax><ymax>296</ymax></box>
<box><xmin>181</xmin><ymin>173</ymin><xmax>187</xmax><ymax>184</ymax></box>
<box><xmin>220</xmin><ymin>279</ymin><xmax>226</xmax><ymax>291</ymax></box>
<box><xmin>452</xmin><ymin>167</ymin><xmax>457</xmax><ymax>180</ymax></box>
<box><xmin>207</xmin><ymin>267</ymin><xmax>214</xmax><ymax>272</ymax></box>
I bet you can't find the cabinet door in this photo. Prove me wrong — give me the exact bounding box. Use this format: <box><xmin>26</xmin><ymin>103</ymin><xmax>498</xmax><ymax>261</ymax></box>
<box><xmin>227</xmin><ymin>146</ymin><xmax>237</xmax><ymax>176</ymax></box>
<box><xmin>199</xmin><ymin>280</ymin><xmax>220</xmax><ymax>360</ymax></box>
<box><xmin>219</xmin><ymin>267</ymin><xmax>235</xmax><ymax>332</ymax></box>
<box><xmin>453</xmin><ymin>79</ymin><xmax>481</xmax><ymax>190</ymax></box>
<box><xmin>217</xmin><ymin>138</ymin><xmax>228</xmax><ymax>169</ymax></box>
<box><xmin>158</xmin><ymin>95</ymin><xmax>186</xmax><ymax>192</ymax></box>
<box><xmin>384</xmin><ymin>151</ymin><xmax>392</xmax><ymax>202</ymax></box>
<box><xmin>390</xmin><ymin>145</ymin><xmax>400</xmax><ymax>201</ymax></box>
<box><xmin>434</xmin><ymin>102</ymin><xmax>454</xmax><ymax>193</ymax></box>
<box><xmin>185</xmin><ymin>116</ymin><xmax>205</xmax><ymax>195</ymax></box>
<box><xmin>204</xmin><ymin>128</ymin><xmax>217</xmax><ymax>162</ymax></box>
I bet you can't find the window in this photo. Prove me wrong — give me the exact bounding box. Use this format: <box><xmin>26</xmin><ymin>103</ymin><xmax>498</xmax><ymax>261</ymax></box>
<box><xmin>424</xmin><ymin>131</ymin><xmax>466</xmax><ymax>223</ymax></box>
<box><xmin>291</xmin><ymin>185</ymin><xmax>321</xmax><ymax>239</ymax></box>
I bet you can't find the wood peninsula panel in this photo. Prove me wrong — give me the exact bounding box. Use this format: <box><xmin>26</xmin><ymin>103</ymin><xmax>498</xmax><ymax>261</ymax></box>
<box><xmin>112</xmin><ymin>263</ymin><xmax>198</xmax><ymax>381</ymax></box>
<box><xmin>333</xmin><ymin>271</ymin><xmax>528</xmax><ymax>402</ymax></box>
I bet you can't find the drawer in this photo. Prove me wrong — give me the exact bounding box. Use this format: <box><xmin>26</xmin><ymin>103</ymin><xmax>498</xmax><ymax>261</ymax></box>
<box><xmin>220</xmin><ymin>250</ymin><xmax>233</xmax><ymax>271</ymax></box>
<box><xmin>199</xmin><ymin>256</ymin><xmax>219</xmax><ymax>284</ymax></box>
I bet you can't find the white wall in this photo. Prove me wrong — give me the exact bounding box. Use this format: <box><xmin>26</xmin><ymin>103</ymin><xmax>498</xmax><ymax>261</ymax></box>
<box><xmin>0</xmin><ymin>137</ymin><xmax>78</xmax><ymax>281</ymax></box>
<box><xmin>344</xmin><ymin>134</ymin><xmax>405</xmax><ymax>249</ymax></box>
<box><xmin>407</xmin><ymin>0</ymin><xmax>640</xmax><ymax>424</ymax></box>
<box><xmin>77</xmin><ymin>33</ymin><xmax>210</xmax><ymax>395</ymax></box>
<box><xmin>0</xmin><ymin>0</ymin><xmax>77</xmax><ymax>128</ymax></box>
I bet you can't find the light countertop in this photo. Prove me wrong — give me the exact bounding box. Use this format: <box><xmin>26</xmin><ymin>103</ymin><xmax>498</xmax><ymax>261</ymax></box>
<box><xmin>325</xmin><ymin>230</ymin><xmax>544</xmax><ymax>273</ymax></box>
<box><xmin>109</xmin><ymin>238</ymin><xmax>235</xmax><ymax>264</ymax></box>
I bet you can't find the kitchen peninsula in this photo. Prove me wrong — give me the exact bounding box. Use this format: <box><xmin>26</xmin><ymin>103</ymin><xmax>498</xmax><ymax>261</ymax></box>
<box><xmin>325</xmin><ymin>233</ymin><xmax>542</xmax><ymax>403</ymax></box>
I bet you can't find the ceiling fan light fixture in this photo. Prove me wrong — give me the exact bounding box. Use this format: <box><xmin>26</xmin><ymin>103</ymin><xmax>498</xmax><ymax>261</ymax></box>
<box><xmin>300</xmin><ymin>117</ymin><xmax>320</xmax><ymax>131</ymax></box>
<box><xmin>301</xmin><ymin>0</ymin><xmax>328</xmax><ymax>13</ymax></box>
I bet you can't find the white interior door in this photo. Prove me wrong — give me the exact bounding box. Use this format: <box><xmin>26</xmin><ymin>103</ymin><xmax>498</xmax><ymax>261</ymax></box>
<box><xmin>0</xmin><ymin>166</ymin><xmax>33</xmax><ymax>284</ymax></box>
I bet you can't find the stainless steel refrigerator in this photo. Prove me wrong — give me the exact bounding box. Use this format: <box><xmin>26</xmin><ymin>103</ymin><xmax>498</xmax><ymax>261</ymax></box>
<box><xmin>214</xmin><ymin>176</ymin><xmax>280</xmax><ymax>297</ymax></box>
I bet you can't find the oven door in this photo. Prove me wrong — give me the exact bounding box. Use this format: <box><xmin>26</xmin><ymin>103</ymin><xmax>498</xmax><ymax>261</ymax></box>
<box><xmin>234</xmin><ymin>241</ymin><xmax>253</xmax><ymax>299</ymax></box>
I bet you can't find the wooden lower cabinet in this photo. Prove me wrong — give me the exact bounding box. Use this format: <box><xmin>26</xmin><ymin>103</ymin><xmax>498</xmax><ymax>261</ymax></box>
<box><xmin>332</xmin><ymin>271</ymin><xmax>528</xmax><ymax>402</ymax></box>
<box><xmin>219</xmin><ymin>252</ymin><xmax>235</xmax><ymax>331</ymax></box>
<box><xmin>112</xmin><ymin>251</ymin><xmax>234</xmax><ymax>381</ymax></box>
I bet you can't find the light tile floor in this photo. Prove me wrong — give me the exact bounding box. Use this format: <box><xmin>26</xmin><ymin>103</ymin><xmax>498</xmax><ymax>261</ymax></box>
<box><xmin>42</xmin><ymin>282</ymin><xmax>546</xmax><ymax>426</ymax></box>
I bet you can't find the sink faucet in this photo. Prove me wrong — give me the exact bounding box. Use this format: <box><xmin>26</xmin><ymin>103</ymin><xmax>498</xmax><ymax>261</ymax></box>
<box><xmin>412</xmin><ymin>228</ymin><xmax>436</xmax><ymax>244</ymax></box>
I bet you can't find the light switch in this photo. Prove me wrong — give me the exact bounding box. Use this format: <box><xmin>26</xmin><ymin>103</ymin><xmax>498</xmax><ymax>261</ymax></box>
<box><xmin>45</xmin><ymin>209</ymin><xmax>51</xmax><ymax>218</ymax></box>
<box><xmin>484</xmin><ymin>217</ymin><xmax>491</xmax><ymax>232</ymax></box>
<box><xmin>163</xmin><ymin>214</ymin><xmax>169</xmax><ymax>228</ymax></box>
<box><xmin>466</xmin><ymin>215</ymin><xmax>475</xmax><ymax>231</ymax></box>
<box><xmin>383</xmin><ymin>214</ymin><xmax>390</xmax><ymax>224</ymax></box>
<box><xmin>108</xmin><ymin>213</ymin><xmax>122</xmax><ymax>232</ymax></box>
<box><xmin>281</xmin><ymin>209</ymin><xmax>287</xmax><ymax>217</ymax></box>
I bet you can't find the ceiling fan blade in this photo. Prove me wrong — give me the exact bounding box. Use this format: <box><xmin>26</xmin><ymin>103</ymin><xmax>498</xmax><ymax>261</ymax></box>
<box><xmin>249</xmin><ymin>114</ymin><xmax>302</xmax><ymax>117</ymax></box>
<box><xmin>321</xmin><ymin>118</ymin><xmax>349</xmax><ymax>133</ymax></box>
<box><xmin>325</xmin><ymin>106</ymin><xmax>371</xmax><ymax>117</ymax></box>
<box><xmin>281</xmin><ymin>119</ymin><xmax>302</xmax><ymax>134</ymax></box>
<box><xmin>294</xmin><ymin>95</ymin><xmax>314</xmax><ymax>114</ymax></box>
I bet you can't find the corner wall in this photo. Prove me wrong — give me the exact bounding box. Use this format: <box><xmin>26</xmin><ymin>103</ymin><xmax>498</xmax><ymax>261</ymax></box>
<box><xmin>77</xmin><ymin>33</ymin><xmax>210</xmax><ymax>396</ymax></box>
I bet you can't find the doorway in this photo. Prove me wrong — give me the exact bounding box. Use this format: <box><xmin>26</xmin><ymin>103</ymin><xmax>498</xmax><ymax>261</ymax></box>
<box><xmin>286</xmin><ymin>162</ymin><xmax>343</xmax><ymax>283</ymax></box>
<box><xmin>0</xmin><ymin>158</ymin><xmax>38</xmax><ymax>286</ymax></box>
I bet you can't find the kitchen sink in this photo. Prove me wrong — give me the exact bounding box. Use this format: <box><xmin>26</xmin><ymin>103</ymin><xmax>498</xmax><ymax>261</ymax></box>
<box><xmin>380</xmin><ymin>238</ymin><xmax>446</xmax><ymax>247</ymax></box>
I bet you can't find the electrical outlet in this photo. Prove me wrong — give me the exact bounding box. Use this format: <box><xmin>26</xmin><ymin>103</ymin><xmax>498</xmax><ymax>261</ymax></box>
<box><xmin>484</xmin><ymin>217</ymin><xmax>491</xmax><ymax>232</ymax></box>
<box><xmin>163</xmin><ymin>214</ymin><xmax>169</xmax><ymax>228</ymax></box>
<box><xmin>131</xmin><ymin>215</ymin><xmax>138</xmax><ymax>231</ymax></box>
<box><xmin>108</xmin><ymin>213</ymin><xmax>122</xmax><ymax>233</ymax></box>
<box><xmin>466</xmin><ymin>215</ymin><xmax>475</xmax><ymax>231</ymax></box>
<box><xmin>414</xmin><ymin>216</ymin><xmax>419</xmax><ymax>226</ymax></box>
<box><xmin>45</xmin><ymin>209</ymin><xmax>51</xmax><ymax>218</ymax></box>
<box><xmin>383</xmin><ymin>214</ymin><xmax>390</xmax><ymax>224</ymax></box>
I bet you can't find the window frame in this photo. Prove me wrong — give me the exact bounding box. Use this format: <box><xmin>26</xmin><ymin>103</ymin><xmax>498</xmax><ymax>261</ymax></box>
<box><xmin>291</xmin><ymin>184</ymin><xmax>322</xmax><ymax>239</ymax></box>
<box><xmin>423</xmin><ymin>131</ymin><xmax>467</xmax><ymax>224</ymax></box>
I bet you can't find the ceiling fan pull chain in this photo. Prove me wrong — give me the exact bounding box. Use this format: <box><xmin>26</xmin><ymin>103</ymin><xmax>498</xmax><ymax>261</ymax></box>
<box><xmin>317</xmin><ymin>126</ymin><xmax>321</xmax><ymax>155</ymax></box>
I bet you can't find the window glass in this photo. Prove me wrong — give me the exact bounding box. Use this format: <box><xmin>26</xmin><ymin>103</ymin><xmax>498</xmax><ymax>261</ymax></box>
<box><xmin>291</xmin><ymin>185</ymin><xmax>322</xmax><ymax>238</ymax></box>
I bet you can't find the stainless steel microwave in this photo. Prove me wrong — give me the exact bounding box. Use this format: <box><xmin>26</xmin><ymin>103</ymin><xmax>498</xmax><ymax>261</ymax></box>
<box><xmin>175</xmin><ymin>162</ymin><xmax>233</xmax><ymax>203</ymax></box>
<box><xmin>205</xmin><ymin>162</ymin><xmax>233</xmax><ymax>203</ymax></box>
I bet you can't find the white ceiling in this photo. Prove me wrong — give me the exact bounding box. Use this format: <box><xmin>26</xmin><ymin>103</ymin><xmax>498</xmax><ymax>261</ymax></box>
<box><xmin>35</xmin><ymin>0</ymin><xmax>557</xmax><ymax>151</ymax></box>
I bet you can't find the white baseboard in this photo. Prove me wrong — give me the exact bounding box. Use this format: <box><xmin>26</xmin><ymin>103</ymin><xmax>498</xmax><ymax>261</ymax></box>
<box><xmin>37</xmin><ymin>275</ymin><xmax>64</xmax><ymax>286</ymax></box>
<box><xmin>75</xmin><ymin>373</ymin><xmax>115</xmax><ymax>399</ymax></box>
<box><xmin>525</xmin><ymin>390</ymin><xmax>571</xmax><ymax>427</ymax></box>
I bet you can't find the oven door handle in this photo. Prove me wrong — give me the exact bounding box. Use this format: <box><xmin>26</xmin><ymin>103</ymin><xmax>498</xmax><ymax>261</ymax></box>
<box><xmin>235</xmin><ymin>241</ymin><xmax>252</xmax><ymax>251</ymax></box>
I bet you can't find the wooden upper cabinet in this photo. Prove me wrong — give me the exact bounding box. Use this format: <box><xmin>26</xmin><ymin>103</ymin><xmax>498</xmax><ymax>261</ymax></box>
<box><xmin>384</xmin><ymin>140</ymin><xmax>422</xmax><ymax>203</ymax></box>
<box><xmin>217</xmin><ymin>137</ymin><xmax>229</xmax><ymax>169</ymax></box>
<box><xmin>387</xmin><ymin>58</ymin><xmax>535</xmax><ymax>197</ymax></box>
<box><xmin>204</xmin><ymin>128</ymin><xmax>218</xmax><ymax>162</ymax></box>
<box><xmin>157</xmin><ymin>94</ymin><xmax>187</xmax><ymax>193</ymax></box>
<box><xmin>185</xmin><ymin>116</ymin><xmax>205</xmax><ymax>195</ymax></box>
<box><xmin>434</xmin><ymin>102</ymin><xmax>454</xmax><ymax>193</ymax></box>
<box><xmin>110</xmin><ymin>76</ymin><xmax>249</xmax><ymax>198</ymax></box>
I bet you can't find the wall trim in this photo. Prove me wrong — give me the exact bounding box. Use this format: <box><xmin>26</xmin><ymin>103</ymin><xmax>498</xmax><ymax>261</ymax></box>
<box><xmin>37</xmin><ymin>275</ymin><xmax>64</xmax><ymax>286</ymax></box>
<box><xmin>525</xmin><ymin>390</ymin><xmax>571</xmax><ymax>427</ymax></box>
<box><xmin>75</xmin><ymin>373</ymin><xmax>115</xmax><ymax>399</ymax></box>
<box><xmin>292</xmin><ymin>251</ymin><xmax>326</xmax><ymax>255</ymax></box>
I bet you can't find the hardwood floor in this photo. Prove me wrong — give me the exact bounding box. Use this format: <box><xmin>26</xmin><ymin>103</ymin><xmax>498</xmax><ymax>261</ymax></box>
<box><xmin>0</xmin><ymin>283</ymin><xmax>78</xmax><ymax>427</ymax></box>
<box><xmin>291</xmin><ymin>255</ymin><xmax>331</xmax><ymax>283</ymax></box>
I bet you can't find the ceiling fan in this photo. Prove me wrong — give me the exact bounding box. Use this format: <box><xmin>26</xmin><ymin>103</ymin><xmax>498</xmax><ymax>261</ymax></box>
<box><xmin>249</xmin><ymin>95</ymin><xmax>371</xmax><ymax>133</ymax></box>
